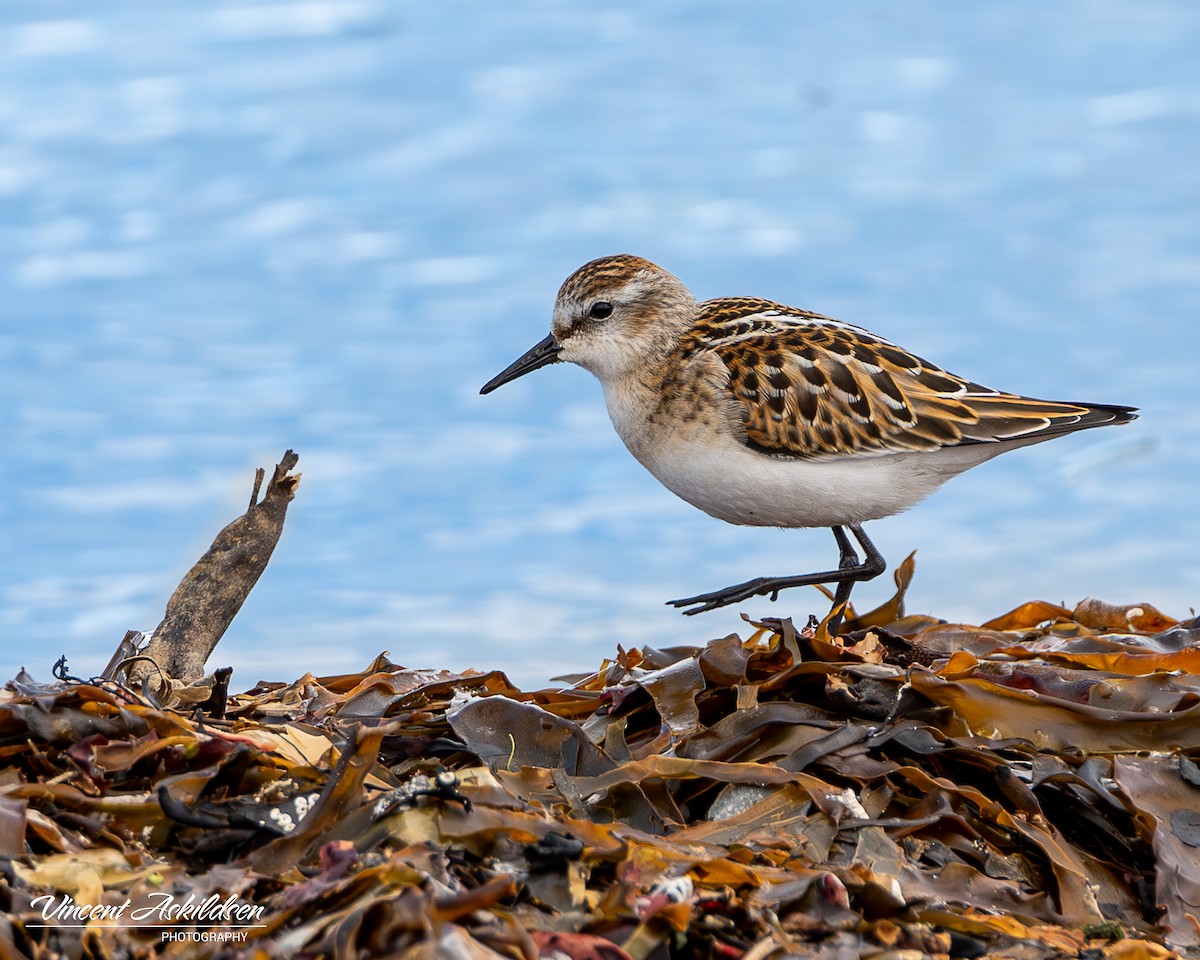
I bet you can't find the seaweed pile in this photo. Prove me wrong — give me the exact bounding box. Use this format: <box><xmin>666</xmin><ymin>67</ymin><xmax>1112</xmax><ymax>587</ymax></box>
<box><xmin>2</xmin><ymin>568</ymin><xmax>1199</xmax><ymax>959</ymax></box>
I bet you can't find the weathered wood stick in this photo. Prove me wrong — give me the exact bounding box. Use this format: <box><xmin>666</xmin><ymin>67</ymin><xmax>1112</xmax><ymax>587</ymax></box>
<box><xmin>130</xmin><ymin>450</ymin><xmax>301</xmax><ymax>686</ymax></box>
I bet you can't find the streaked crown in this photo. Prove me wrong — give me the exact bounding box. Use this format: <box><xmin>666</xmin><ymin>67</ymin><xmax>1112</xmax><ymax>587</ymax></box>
<box><xmin>550</xmin><ymin>255</ymin><xmax>698</xmax><ymax>381</ymax></box>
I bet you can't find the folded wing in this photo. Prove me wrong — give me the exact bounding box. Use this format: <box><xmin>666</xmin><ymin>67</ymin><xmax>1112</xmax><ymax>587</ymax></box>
<box><xmin>680</xmin><ymin>299</ymin><xmax>1136</xmax><ymax>458</ymax></box>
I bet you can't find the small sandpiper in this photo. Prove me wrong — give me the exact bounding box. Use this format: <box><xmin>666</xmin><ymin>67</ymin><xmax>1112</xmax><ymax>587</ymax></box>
<box><xmin>481</xmin><ymin>255</ymin><xmax>1136</xmax><ymax>629</ymax></box>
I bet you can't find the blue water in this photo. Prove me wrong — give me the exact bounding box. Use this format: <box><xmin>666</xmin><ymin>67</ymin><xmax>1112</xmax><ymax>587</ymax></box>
<box><xmin>2</xmin><ymin>3</ymin><xmax>1197</xmax><ymax>689</ymax></box>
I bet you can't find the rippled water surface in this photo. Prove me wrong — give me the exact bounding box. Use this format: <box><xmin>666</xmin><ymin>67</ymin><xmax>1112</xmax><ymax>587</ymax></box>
<box><xmin>2</xmin><ymin>3</ymin><xmax>1198</xmax><ymax>687</ymax></box>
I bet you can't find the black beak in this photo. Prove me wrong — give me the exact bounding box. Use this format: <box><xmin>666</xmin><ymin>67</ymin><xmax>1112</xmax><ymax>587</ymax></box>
<box><xmin>480</xmin><ymin>334</ymin><xmax>562</xmax><ymax>394</ymax></box>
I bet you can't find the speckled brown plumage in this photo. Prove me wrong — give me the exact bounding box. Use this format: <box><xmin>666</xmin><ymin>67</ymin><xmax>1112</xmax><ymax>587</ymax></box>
<box><xmin>674</xmin><ymin>297</ymin><xmax>1130</xmax><ymax>459</ymax></box>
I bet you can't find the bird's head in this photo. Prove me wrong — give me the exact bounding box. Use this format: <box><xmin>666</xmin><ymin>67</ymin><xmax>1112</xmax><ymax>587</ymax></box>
<box><xmin>480</xmin><ymin>255</ymin><xmax>696</xmax><ymax>394</ymax></box>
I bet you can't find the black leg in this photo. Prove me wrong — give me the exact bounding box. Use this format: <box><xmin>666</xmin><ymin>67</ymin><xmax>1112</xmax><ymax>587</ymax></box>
<box><xmin>832</xmin><ymin>525</ymin><xmax>860</xmax><ymax>569</ymax></box>
<box><xmin>824</xmin><ymin>579</ymin><xmax>855</xmax><ymax>636</ymax></box>
<box><xmin>667</xmin><ymin>522</ymin><xmax>887</xmax><ymax>620</ymax></box>
<box><xmin>822</xmin><ymin>525</ymin><xmax>861</xmax><ymax>634</ymax></box>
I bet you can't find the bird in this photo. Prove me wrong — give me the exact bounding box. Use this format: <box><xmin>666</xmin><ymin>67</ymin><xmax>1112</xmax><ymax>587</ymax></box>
<box><xmin>480</xmin><ymin>254</ymin><xmax>1137</xmax><ymax>631</ymax></box>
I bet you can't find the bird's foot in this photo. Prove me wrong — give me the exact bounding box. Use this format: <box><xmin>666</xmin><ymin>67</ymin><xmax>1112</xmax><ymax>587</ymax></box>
<box><xmin>669</xmin><ymin>525</ymin><xmax>887</xmax><ymax>617</ymax></box>
<box><xmin>668</xmin><ymin>577</ymin><xmax>781</xmax><ymax>615</ymax></box>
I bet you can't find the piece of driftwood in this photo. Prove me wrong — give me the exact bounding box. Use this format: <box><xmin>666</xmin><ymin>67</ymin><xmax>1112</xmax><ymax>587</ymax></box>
<box><xmin>127</xmin><ymin>450</ymin><xmax>301</xmax><ymax>687</ymax></box>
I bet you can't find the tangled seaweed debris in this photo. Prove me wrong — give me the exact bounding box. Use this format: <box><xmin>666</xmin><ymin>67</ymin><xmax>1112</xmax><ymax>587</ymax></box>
<box><xmin>2</xmin><ymin>567</ymin><xmax>1199</xmax><ymax>959</ymax></box>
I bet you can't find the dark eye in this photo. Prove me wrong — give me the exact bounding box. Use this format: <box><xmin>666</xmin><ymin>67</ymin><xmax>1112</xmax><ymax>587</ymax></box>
<box><xmin>588</xmin><ymin>301</ymin><xmax>613</xmax><ymax>320</ymax></box>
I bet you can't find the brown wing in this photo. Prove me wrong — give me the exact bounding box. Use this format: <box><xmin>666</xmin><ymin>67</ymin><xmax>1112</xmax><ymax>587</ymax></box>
<box><xmin>679</xmin><ymin>299</ymin><xmax>1136</xmax><ymax>458</ymax></box>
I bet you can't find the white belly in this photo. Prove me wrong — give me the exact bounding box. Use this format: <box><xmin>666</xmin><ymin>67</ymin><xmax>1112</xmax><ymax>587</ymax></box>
<box><xmin>602</xmin><ymin>383</ymin><xmax>1009</xmax><ymax>528</ymax></box>
<box><xmin>642</xmin><ymin>439</ymin><xmax>950</xmax><ymax>527</ymax></box>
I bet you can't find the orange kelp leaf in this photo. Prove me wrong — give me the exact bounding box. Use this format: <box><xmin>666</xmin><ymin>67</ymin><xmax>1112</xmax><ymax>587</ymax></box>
<box><xmin>313</xmin><ymin>651</ymin><xmax>407</xmax><ymax>691</ymax></box>
<box><xmin>1104</xmin><ymin>939</ymin><xmax>1179</xmax><ymax>960</ymax></box>
<box><xmin>697</xmin><ymin>633</ymin><xmax>754</xmax><ymax>686</ymax></box>
<box><xmin>261</xmin><ymin>724</ymin><xmax>340</xmax><ymax>769</ymax></box>
<box><xmin>809</xmin><ymin>604</ymin><xmax>847</xmax><ymax>659</ymax></box>
<box><xmin>380</xmin><ymin>670</ymin><xmax>519</xmax><ymax>713</ymax></box>
<box><xmin>884</xmin><ymin>613</ymin><xmax>945</xmax><ymax>636</ymax></box>
<box><xmin>917</xmin><ymin>908</ymin><xmax>1087</xmax><ymax>952</ymax></box>
<box><xmin>1045</xmin><ymin>648</ymin><xmax>1200</xmax><ymax>677</ymax></box>
<box><xmin>848</xmin><ymin>551</ymin><xmax>917</xmax><ymax>629</ymax></box>
<box><xmin>573</xmin><ymin>755</ymin><xmax>805</xmax><ymax>792</ymax></box>
<box><xmin>741</xmin><ymin>615</ymin><xmax>804</xmax><ymax>673</ymax></box>
<box><xmin>230</xmin><ymin>671</ymin><xmax>331</xmax><ymax>717</ymax></box>
<box><xmin>524</xmin><ymin>688</ymin><xmax>609</xmax><ymax>722</ymax></box>
<box><xmin>433</xmin><ymin>873</ymin><xmax>519</xmax><ymax>922</ymax></box>
<box><xmin>687</xmin><ymin>857</ymin><xmax>764</xmax><ymax>888</ymax></box>
<box><xmin>809</xmin><ymin>609</ymin><xmax>886</xmax><ymax>664</ymax></box>
<box><xmin>336</xmin><ymin>670</ymin><xmax>441</xmax><ymax>717</ymax></box>
<box><xmin>633</xmin><ymin>657</ymin><xmax>706</xmax><ymax>738</ymax></box>
<box><xmin>910</xmin><ymin>670</ymin><xmax>1200</xmax><ymax>752</ymax></box>
<box><xmin>917</xmin><ymin>906</ymin><xmax>1038</xmax><ymax>938</ymax></box>
<box><xmin>1112</xmin><ymin>757</ymin><xmax>1200</xmax><ymax>951</ymax></box>
<box><xmin>71</xmin><ymin>734</ymin><xmax>206</xmax><ymax>776</ymax></box>
<box><xmin>1073</xmin><ymin>599</ymin><xmax>1179</xmax><ymax>634</ymax></box>
<box><xmin>980</xmin><ymin>601</ymin><xmax>1074</xmax><ymax>631</ymax></box>
<box><xmin>617</xmin><ymin>645</ymin><xmax>645</xmax><ymax>672</ymax></box>
<box><xmin>7</xmin><ymin>780</ymin><xmax>164</xmax><ymax>821</ymax></box>
<box><xmin>937</xmin><ymin>651</ymin><xmax>979</xmax><ymax>680</ymax></box>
